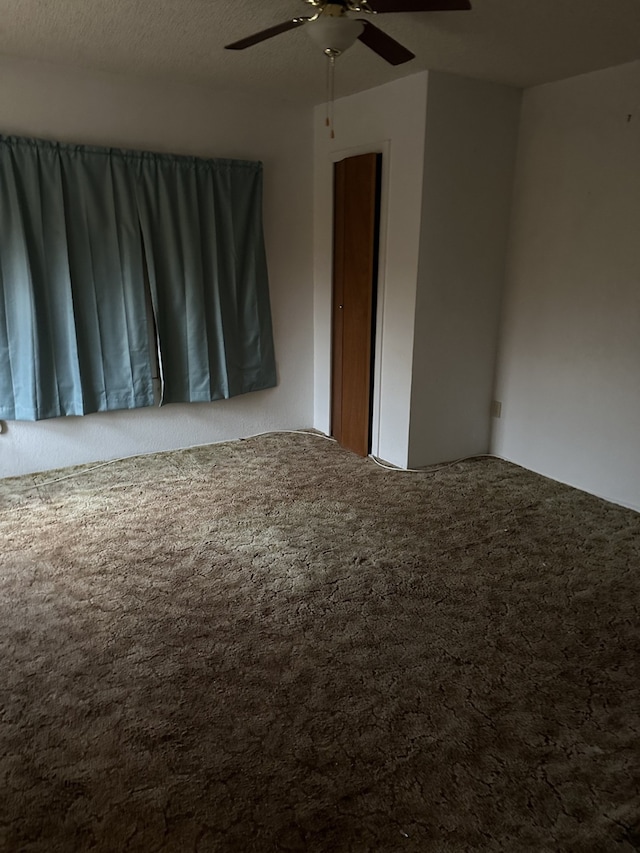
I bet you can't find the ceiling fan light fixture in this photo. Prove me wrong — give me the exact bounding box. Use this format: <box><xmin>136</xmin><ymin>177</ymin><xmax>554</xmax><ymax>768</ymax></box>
<box><xmin>305</xmin><ymin>16</ymin><xmax>365</xmax><ymax>56</ymax></box>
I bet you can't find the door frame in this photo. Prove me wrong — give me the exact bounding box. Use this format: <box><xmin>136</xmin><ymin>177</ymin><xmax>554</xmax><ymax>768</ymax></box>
<box><xmin>328</xmin><ymin>140</ymin><xmax>390</xmax><ymax>459</ymax></box>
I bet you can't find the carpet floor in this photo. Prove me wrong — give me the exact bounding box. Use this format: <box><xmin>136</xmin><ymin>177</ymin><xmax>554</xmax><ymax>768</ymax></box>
<box><xmin>0</xmin><ymin>432</ymin><xmax>638</xmax><ymax>852</ymax></box>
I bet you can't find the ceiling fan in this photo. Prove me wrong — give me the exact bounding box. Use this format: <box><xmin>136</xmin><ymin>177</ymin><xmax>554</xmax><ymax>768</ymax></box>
<box><xmin>225</xmin><ymin>0</ymin><xmax>472</xmax><ymax>66</ymax></box>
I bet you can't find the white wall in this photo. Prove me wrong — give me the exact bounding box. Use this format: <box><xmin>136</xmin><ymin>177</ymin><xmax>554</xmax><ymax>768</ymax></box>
<box><xmin>0</xmin><ymin>57</ymin><xmax>314</xmax><ymax>477</ymax></box>
<box><xmin>313</xmin><ymin>72</ymin><xmax>430</xmax><ymax>468</ymax></box>
<box><xmin>492</xmin><ymin>61</ymin><xmax>640</xmax><ymax>512</ymax></box>
<box><xmin>408</xmin><ymin>72</ymin><xmax>521</xmax><ymax>467</ymax></box>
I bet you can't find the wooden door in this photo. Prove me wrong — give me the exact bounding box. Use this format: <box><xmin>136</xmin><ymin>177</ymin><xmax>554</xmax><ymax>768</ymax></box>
<box><xmin>331</xmin><ymin>153</ymin><xmax>381</xmax><ymax>456</ymax></box>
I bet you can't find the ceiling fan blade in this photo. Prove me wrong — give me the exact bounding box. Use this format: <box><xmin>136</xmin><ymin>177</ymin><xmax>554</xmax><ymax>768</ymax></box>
<box><xmin>357</xmin><ymin>20</ymin><xmax>415</xmax><ymax>66</ymax></box>
<box><xmin>225</xmin><ymin>19</ymin><xmax>307</xmax><ymax>50</ymax></box>
<box><xmin>366</xmin><ymin>0</ymin><xmax>471</xmax><ymax>12</ymax></box>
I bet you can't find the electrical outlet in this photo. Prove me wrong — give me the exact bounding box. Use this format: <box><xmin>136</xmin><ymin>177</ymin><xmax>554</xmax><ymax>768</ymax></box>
<box><xmin>491</xmin><ymin>400</ymin><xmax>502</xmax><ymax>419</ymax></box>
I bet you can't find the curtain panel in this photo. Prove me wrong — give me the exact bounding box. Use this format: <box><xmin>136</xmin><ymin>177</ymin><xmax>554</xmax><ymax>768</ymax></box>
<box><xmin>131</xmin><ymin>152</ymin><xmax>276</xmax><ymax>404</ymax></box>
<box><xmin>0</xmin><ymin>136</ymin><xmax>154</xmax><ymax>420</ymax></box>
<box><xmin>0</xmin><ymin>135</ymin><xmax>276</xmax><ymax>421</ymax></box>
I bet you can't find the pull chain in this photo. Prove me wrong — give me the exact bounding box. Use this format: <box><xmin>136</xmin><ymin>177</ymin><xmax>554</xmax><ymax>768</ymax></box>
<box><xmin>325</xmin><ymin>53</ymin><xmax>336</xmax><ymax>140</ymax></box>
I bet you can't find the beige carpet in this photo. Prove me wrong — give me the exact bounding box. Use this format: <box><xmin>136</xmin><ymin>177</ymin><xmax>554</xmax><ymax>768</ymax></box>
<box><xmin>0</xmin><ymin>432</ymin><xmax>639</xmax><ymax>852</ymax></box>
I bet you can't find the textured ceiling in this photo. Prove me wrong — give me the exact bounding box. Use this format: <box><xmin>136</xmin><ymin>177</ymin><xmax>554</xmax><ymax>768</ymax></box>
<box><xmin>1</xmin><ymin>0</ymin><xmax>639</xmax><ymax>105</ymax></box>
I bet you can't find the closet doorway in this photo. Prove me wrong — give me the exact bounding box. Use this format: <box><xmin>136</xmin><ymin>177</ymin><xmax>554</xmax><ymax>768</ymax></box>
<box><xmin>331</xmin><ymin>152</ymin><xmax>382</xmax><ymax>457</ymax></box>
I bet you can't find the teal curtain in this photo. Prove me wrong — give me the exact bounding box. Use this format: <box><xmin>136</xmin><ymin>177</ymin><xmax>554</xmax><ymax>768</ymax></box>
<box><xmin>0</xmin><ymin>136</ymin><xmax>154</xmax><ymax>419</ymax></box>
<box><xmin>132</xmin><ymin>152</ymin><xmax>276</xmax><ymax>404</ymax></box>
<box><xmin>0</xmin><ymin>136</ymin><xmax>276</xmax><ymax>420</ymax></box>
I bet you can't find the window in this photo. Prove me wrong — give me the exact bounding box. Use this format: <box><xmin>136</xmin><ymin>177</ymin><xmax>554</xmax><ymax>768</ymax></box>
<box><xmin>0</xmin><ymin>135</ymin><xmax>276</xmax><ymax>421</ymax></box>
